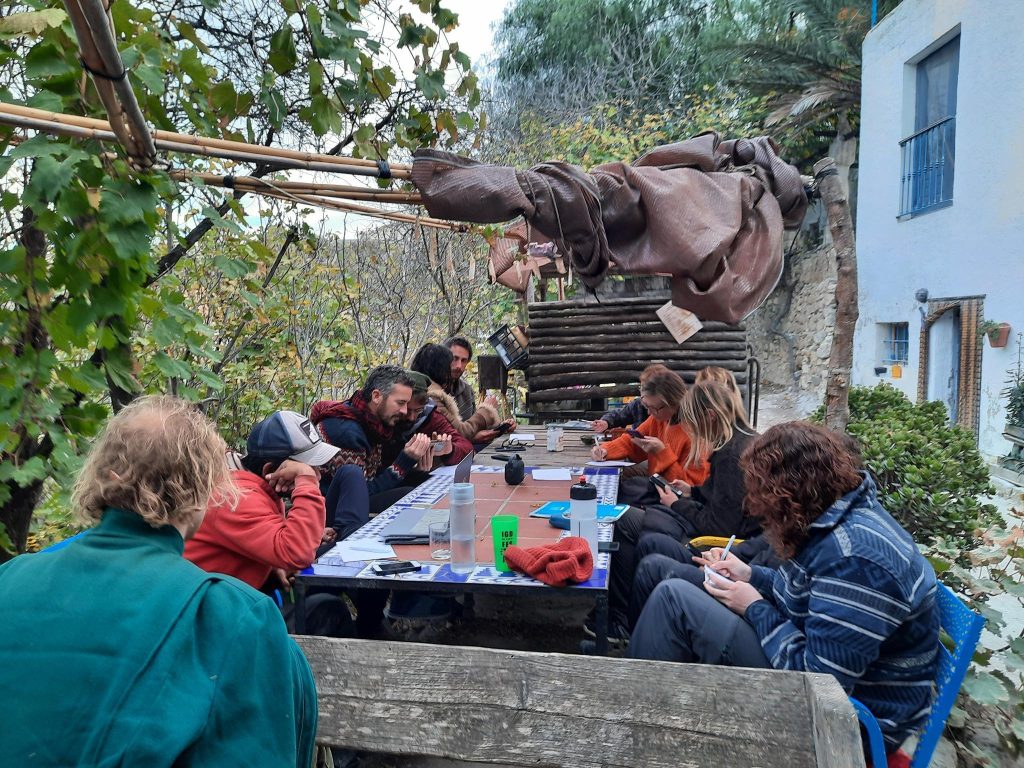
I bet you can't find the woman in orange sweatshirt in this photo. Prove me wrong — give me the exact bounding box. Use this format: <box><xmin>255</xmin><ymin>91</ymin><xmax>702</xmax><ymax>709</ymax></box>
<box><xmin>586</xmin><ymin>370</ymin><xmax>708</xmax><ymax>646</ymax></box>
<box><xmin>591</xmin><ymin>370</ymin><xmax>709</xmax><ymax>502</ymax></box>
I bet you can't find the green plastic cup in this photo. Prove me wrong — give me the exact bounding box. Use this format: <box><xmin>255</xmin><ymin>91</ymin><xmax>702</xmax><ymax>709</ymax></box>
<box><xmin>491</xmin><ymin>515</ymin><xmax>519</xmax><ymax>572</ymax></box>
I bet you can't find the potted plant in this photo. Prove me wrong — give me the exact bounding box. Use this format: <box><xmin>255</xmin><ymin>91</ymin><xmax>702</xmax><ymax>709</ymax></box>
<box><xmin>979</xmin><ymin>320</ymin><xmax>1012</xmax><ymax>348</ymax></box>
<box><xmin>1002</xmin><ymin>333</ymin><xmax>1024</xmax><ymax>443</ymax></box>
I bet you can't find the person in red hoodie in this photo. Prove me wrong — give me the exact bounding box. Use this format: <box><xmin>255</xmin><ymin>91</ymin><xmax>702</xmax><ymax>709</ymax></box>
<box><xmin>185</xmin><ymin>410</ymin><xmax>354</xmax><ymax>637</ymax></box>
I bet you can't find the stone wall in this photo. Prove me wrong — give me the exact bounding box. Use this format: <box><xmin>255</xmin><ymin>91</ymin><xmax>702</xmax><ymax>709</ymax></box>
<box><xmin>745</xmin><ymin>229</ymin><xmax>837</xmax><ymax>409</ymax></box>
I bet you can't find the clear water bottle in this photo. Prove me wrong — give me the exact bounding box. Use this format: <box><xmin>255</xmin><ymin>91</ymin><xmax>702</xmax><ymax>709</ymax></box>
<box><xmin>569</xmin><ymin>478</ymin><xmax>598</xmax><ymax>558</ymax></box>
<box><xmin>449</xmin><ymin>482</ymin><xmax>476</xmax><ymax>574</ymax></box>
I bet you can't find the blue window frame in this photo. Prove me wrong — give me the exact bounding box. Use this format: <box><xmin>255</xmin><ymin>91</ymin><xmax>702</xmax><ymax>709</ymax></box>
<box><xmin>882</xmin><ymin>323</ymin><xmax>910</xmax><ymax>365</ymax></box>
<box><xmin>900</xmin><ymin>36</ymin><xmax>959</xmax><ymax>216</ymax></box>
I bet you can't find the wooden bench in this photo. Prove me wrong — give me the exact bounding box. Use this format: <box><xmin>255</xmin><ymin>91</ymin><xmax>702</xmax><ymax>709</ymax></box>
<box><xmin>525</xmin><ymin>294</ymin><xmax>760</xmax><ymax>423</ymax></box>
<box><xmin>295</xmin><ymin>637</ymin><xmax>864</xmax><ymax>768</ymax></box>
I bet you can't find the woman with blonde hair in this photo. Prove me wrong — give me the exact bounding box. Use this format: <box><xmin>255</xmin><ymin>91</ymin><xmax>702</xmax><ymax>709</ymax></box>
<box><xmin>586</xmin><ymin>377</ymin><xmax>761</xmax><ymax>651</ymax></box>
<box><xmin>591</xmin><ymin>370</ymin><xmax>709</xmax><ymax>503</ymax></box>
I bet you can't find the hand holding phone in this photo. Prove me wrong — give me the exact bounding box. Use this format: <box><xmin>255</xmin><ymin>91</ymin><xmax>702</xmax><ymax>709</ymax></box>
<box><xmin>493</xmin><ymin>421</ymin><xmax>513</xmax><ymax>436</ymax></box>
<box><xmin>651</xmin><ymin>473</ymin><xmax>683</xmax><ymax>498</ymax></box>
<box><xmin>626</xmin><ymin>428</ymin><xmax>643</xmax><ymax>438</ymax></box>
<box><xmin>371</xmin><ymin>560</ymin><xmax>422</xmax><ymax>576</ymax></box>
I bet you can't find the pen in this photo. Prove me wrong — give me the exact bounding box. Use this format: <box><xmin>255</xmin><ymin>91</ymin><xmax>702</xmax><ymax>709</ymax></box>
<box><xmin>720</xmin><ymin>534</ymin><xmax>737</xmax><ymax>561</ymax></box>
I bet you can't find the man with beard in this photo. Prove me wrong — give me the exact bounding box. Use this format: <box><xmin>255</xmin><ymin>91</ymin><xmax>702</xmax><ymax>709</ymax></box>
<box><xmin>311</xmin><ymin>364</ymin><xmax>432</xmax><ymax>515</ymax></box>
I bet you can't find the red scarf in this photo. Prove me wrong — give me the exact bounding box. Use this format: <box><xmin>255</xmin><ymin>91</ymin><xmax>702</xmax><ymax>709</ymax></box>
<box><xmin>310</xmin><ymin>391</ymin><xmax>393</xmax><ymax>444</ymax></box>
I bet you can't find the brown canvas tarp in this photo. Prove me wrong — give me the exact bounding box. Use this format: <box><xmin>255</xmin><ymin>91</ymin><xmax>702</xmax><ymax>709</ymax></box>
<box><xmin>411</xmin><ymin>132</ymin><xmax>807</xmax><ymax>323</ymax></box>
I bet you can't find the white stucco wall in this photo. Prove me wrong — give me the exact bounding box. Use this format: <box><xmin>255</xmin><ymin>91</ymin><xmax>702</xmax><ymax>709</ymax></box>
<box><xmin>854</xmin><ymin>0</ymin><xmax>1024</xmax><ymax>457</ymax></box>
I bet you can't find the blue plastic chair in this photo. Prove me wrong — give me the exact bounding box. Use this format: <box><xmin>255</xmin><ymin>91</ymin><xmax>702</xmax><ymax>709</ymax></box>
<box><xmin>853</xmin><ymin>582</ymin><xmax>985</xmax><ymax>768</ymax></box>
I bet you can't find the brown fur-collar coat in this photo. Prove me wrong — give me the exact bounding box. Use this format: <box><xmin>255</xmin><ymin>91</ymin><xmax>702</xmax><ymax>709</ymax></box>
<box><xmin>427</xmin><ymin>381</ymin><xmax>498</xmax><ymax>440</ymax></box>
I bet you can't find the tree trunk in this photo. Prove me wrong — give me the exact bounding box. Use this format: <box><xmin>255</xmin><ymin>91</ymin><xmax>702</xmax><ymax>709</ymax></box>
<box><xmin>0</xmin><ymin>479</ymin><xmax>46</xmax><ymax>564</ymax></box>
<box><xmin>815</xmin><ymin>157</ymin><xmax>859</xmax><ymax>433</ymax></box>
<box><xmin>1</xmin><ymin>202</ymin><xmax>52</xmax><ymax>558</ymax></box>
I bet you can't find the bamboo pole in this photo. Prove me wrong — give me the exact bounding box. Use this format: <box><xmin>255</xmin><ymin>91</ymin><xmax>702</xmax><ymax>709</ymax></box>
<box><xmin>0</xmin><ymin>102</ymin><xmax>411</xmax><ymax>178</ymax></box>
<box><xmin>167</xmin><ymin>170</ymin><xmax>423</xmax><ymax>203</ymax></box>
<box><xmin>62</xmin><ymin>0</ymin><xmax>156</xmax><ymax>167</ymax></box>
<box><xmin>0</xmin><ymin>110</ymin><xmax>465</xmax><ymax>230</ymax></box>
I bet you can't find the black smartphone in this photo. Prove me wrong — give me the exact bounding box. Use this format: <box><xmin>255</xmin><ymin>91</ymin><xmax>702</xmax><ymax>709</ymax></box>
<box><xmin>493</xmin><ymin>421</ymin><xmax>513</xmax><ymax>435</ymax></box>
<box><xmin>626</xmin><ymin>428</ymin><xmax>643</xmax><ymax>438</ymax></box>
<box><xmin>651</xmin><ymin>473</ymin><xmax>683</xmax><ymax>497</ymax></box>
<box><xmin>371</xmin><ymin>560</ymin><xmax>421</xmax><ymax>575</ymax></box>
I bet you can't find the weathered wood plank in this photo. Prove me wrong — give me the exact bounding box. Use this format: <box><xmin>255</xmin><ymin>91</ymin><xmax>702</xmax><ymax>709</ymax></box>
<box><xmin>529</xmin><ymin>368</ymin><xmax>747</xmax><ymax>389</ymax></box>
<box><xmin>805</xmin><ymin>675</ymin><xmax>866</xmax><ymax>768</ymax></box>
<box><xmin>527</xmin><ymin>356</ymin><xmax>749</xmax><ymax>372</ymax></box>
<box><xmin>295</xmin><ymin>637</ymin><xmax>859</xmax><ymax>768</ymax></box>
<box><xmin>526</xmin><ymin>357</ymin><xmax>747</xmax><ymax>376</ymax></box>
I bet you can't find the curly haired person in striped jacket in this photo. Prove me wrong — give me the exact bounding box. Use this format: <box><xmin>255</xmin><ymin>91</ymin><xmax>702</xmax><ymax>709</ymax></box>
<box><xmin>630</xmin><ymin>421</ymin><xmax>940</xmax><ymax>760</ymax></box>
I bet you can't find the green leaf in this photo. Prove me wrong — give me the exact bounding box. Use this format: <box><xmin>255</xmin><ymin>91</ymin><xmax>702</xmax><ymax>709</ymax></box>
<box><xmin>279</xmin><ymin>0</ymin><xmax>301</xmax><ymax>15</ymax></box>
<box><xmin>962</xmin><ymin>670</ymin><xmax>1011</xmax><ymax>705</ymax></box>
<box><xmin>104</xmin><ymin>220</ymin><xmax>153</xmax><ymax>262</ymax></box>
<box><xmin>194</xmin><ymin>368</ymin><xmax>225</xmax><ymax>391</ymax></box>
<box><xmin>99</xmin><ymin>179</ymin><xmax>156</xmax><ymax>225</ymax></box>
<box><xmin>214</xmin><ymin>255</ymin><xmax>251</xmax><ymax>279</ymax></box>
<box><xmin>0</xmin><ymin>9</ymin><xmax>67</xmax><ymax>37</ymax></box>
<box><xmin>415</xmin><ymin>68</ymin><xmax>447</xmax><ymax>101</ymax></box>
<box><xmin>24</xmin><ymin>42</ymin><xmax>75</xmax><ymax>80</ymax></box>
<box><xmin>263</xmin><ymin>87</ymin><xmax>287</xmax><ymax>130</ymax></box>
<box><xmin>153</xmin><ymin>352</ymin><xmax>192</xmax><ymax>380</ymax></box>
<box><xmin>268</xmin><ymin>25</ymin><xmax>297</xmax><ymax>75</ymax></box>
<box><xmin>30</xmin><ymin>154</ymin><xmax>78</xmax><ymax>202</ymax></box>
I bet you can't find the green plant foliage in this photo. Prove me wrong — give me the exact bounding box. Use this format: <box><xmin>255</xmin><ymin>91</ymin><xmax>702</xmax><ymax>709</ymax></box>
<box><xmin>813</xmin><ymin>384</ymin><xmax>999</xmax><ymax>545</ymax></box>
<box><xmin>1003</xmin><ymin>334</ymin><xmax>1024</xmax><ymax>429</ymax></box>
<box><xmin>0</xmin><ymin>0</ymin><xmax>485</xmax><ymax>558</ymax></box>
<box><xmin>926</xmin><ymin>516</ymin><xmax>1024</xmax><ymax>765</ymax></box>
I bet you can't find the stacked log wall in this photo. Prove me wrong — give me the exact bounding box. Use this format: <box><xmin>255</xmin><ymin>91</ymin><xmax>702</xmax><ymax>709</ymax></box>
<box><xmin>526</xmin><ymin>295</ymin><xmax>748</xmax><ymax>404</ymax></box>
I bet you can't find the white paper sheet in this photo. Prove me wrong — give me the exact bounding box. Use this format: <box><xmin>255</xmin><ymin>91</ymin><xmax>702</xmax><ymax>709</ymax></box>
<box><xmin>326</xmin><ymin>539</ymin><xmax>396</xmax><ymax>562</ymax></box>
<box><xmin>531</xmin><ymin>468</ymin><xmax>573</xmax><ymax>481</ymax></box>
<box><xmin>508</xmin><ymin>433</ymin><xmax>536</xmax><ymax>441</ymax></box>
<box><xmin>586</xmin><ymin>460</ymin><xmax>635</xmax><ymax>467</ymax></box>
<box><xmin>430</xmin><ymin>465</ymin><xmax>458</xmax><ymax>477</ymax></box>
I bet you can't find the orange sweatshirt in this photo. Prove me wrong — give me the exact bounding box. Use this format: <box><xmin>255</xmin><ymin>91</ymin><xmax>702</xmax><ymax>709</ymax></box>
<box><xmin>600</xmin><ymin>415</ymin><xmax>710</xmax><ymax>487</ymax></box>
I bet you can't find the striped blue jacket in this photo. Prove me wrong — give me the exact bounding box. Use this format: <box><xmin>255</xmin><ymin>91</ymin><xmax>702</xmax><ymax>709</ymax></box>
<box><xmin>744</xmin><ymin>473</ymin><xmax>940</xmax><ymax>751</ymax></box>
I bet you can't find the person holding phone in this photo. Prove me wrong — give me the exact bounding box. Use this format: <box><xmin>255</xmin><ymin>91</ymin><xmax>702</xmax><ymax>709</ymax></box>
<box><xmin>630</xmin><ymin>422</ymin><xmax>940</xmax><ymax>764</ymax></box>
<box><xmin>410</xmin><ymin>343</ymin><xmax>515</xmax><ymax>444</ymax></box>
<box><xmin>588</xmin><ymin>377</ymin><xmax>749</xmax><ymax>649</ymax></box>
<box><xmin>589</xmin><ymin>370</ymin><xmax>709</xmax><ymax>504</ymax></box>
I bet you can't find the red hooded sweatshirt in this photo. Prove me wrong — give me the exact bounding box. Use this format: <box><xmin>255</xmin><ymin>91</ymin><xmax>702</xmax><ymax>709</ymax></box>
<box><xmin>184</xmin><ymin>470</ymin><xmax>325</xmax><ymax>590</ymax></box>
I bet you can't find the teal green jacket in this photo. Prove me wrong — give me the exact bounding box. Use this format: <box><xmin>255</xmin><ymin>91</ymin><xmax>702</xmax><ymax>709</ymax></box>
<box><xmin>0</xmin><ymin>508</ymin><xmax>317</xmax><ymax>767</ymax></box>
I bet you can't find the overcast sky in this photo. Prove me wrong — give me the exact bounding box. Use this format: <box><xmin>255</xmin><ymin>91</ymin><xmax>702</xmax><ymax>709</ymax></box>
<box><xmin>442</xmin><ymin>0</ymin><xmax>509</xmax><ymax>73</ymax></box>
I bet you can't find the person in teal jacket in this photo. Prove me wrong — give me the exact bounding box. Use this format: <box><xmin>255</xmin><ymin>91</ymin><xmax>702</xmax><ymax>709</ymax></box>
<box><xmin>0</xmin><ymin>396</ymin><xmax>318</xmax><ymax>767</ymax></box>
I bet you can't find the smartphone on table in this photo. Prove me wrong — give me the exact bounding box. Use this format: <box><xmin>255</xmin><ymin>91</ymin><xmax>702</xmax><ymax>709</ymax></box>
<box><xmin>371</xmin><ymin>560</ymin><xmax>421</xmax><ymax>576</ymax></box>
<box><xmin>651</xmin><ymin>473</ymin><xmax>683</xmax><ymax>498</ymax></box>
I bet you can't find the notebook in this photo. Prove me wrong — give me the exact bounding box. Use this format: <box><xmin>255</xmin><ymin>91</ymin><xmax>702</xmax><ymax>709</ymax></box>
<box><xmin>381</xmin><ymin>507</ymin><xmax>450</xmax><ymax>544</ymax></box>
<box><xmin>528</xmin><ymin>501</ymin><xmax>629</xmax><ymax>522</ymax></box>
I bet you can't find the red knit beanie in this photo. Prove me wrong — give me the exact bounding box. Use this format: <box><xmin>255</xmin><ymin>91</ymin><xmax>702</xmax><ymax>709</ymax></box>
<box><xmin>502</xmin><ymin>537</ymin><xmax>594</xmax><ymax>586</ymax></box>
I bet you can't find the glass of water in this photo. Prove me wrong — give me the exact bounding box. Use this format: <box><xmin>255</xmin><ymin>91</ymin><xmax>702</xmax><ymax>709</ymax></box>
<box><xmin>428</xmin><ymin>521</ymin><xmax>451</xmax><ymax>561</ymax></box>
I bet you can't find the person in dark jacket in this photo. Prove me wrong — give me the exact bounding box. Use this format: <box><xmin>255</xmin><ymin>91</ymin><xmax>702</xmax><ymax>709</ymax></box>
<box><xmin>379</xmin><ymin>371</ymin><xmax>473</xmax><ymax>477</ymax></box>
<box><xmin>588</xmin><ymin>377</ymin><xmax>757</xmax><ymax>648</ymax></box>
<box><xmin>590</xmin><ymin>363</ymin><xmax>669</xmax><ymax>432</ymax></box>
<box><xmin>311</xmin><ymin>365</ymin><xmax>432</xmax><ymax>516</ymax></box>
<box><xmin>631</xmin><ymin>422</ymin><xmax>940</xmax><ymax>760</ymax></box>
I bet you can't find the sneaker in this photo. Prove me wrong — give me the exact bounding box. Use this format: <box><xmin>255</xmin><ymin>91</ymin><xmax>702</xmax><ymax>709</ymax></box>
<box><xmin>581</xmin><ymin>619</ymin><xmax>630</xmax><ymax>647</ymax></box>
